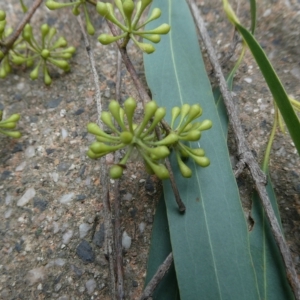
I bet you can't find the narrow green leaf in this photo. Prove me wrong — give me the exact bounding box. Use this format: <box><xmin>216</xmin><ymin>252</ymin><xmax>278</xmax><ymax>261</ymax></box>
<box><xmin>250</xmin><ymin>0</ymin><xmax>256</xmax><ymax>34</ymax></box>
<box><xmin>144</xmin><ymin>0</ymin><xmax>260</xmax><ymax>299</ymax></box>
<box><xmin>224</xmin><ymin>4</ymin><xmax>300</xmax><ymax>155</ymax></box>
<box><xmin>145</xmin><ymin>196</ymin><xmax>180</xmax><ymax>300</ymax></box>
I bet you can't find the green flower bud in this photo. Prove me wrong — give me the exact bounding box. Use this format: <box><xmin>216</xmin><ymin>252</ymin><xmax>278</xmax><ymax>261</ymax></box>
<box><xmin>143</xmin><ymin>23</ymin><xmax>171</xmax><ymax>35</ymax></box>
<box><xmin>144</xmin><ymin>101</ymin><xmax>158</xmax><ymax>120</ymax></box>
<box><xmin>155</xmin><ymin>132</ymin><xmax>179</xmax><ymax>146</ymax></box>
<box><xmin>141</xmin><ymin>34</ymin><xmax>160</xmax><ymax>43</ymax></box>
<box><xmin>0</xmin><ymin>20</ymin><xmax>6</xmax><ymax>34</ymax></box>
<box><xmin>86</xmin><ymin>18</ymin><xmax>95</xmax><ymax>36</ymax></box>
<box><xmin>0</xmin><ymin>122</ymin><xmax>16</xmax><ymax>129</ymax></box>
<box><xmin>140</xmin><ymin>0</ymin><xmax>152</xmax><ymax>12</ymax></box>
<box><xmin>193</xmin><ymin>156</ymin><xmax>210</xmax><ymax>167</ymax></box>
<box><xmin>0</xmin><ymin>51</ymin><xmax>4</xmax><ymax>59</ymax></box>
<box><xmin>101</xmin><ymin>111</ymin><xmax>119</xmax><ymax>132</ymax></box>
<box><xmin>149</xmin><ymin>146</ymin><xmax>170</xmax><ymax>159</ymax></box>
<box><xmin>179</xmin><ymin>130</ymin><xmax>201</xmax><ymax>141</ymax></box>
<box><xmin>41</xmin><ymin>24</ymin><xmax>50</xmax><ymax>37</ymax></box>
<box><xmin>90</xmin><ymin>142</ymin><xmax>107</xmax><ymax>154</ymax></box>
<box><xmin>138</xmin><ymin>42</ymin><xmax>155</xmax><ymax>54</ymax></box>
<box><xmin>109</xmin><ymin>165</ymin><xmax>124</xmax><ymax>179</ymax></box>
<box><xmin>52</xmin><ymin>36</ymin><xmax>67</xmax><ymax>48</ymax></box>
<box><xmin>48</xmin><ymin>58</ymin><xmax>70</xmax><ymax>71</ymax></box>
<box><xmin>87</xmin><ymin>149</ymin><xmax>100</xmax><ymax>159</ymax></box>
<box><xmin>41</xmin><ymin>49</ymin><xmax>50</xmax><ymax>59</ymax></box>
<box><xmin>144</xmin><ymin>160</ymin><xmax>154</xmax><ymax>174</ymax></box>
<box><xmin>0</xmin><ymin>66</ymin><xmax>7</xmax><ymax>78</ymax></box>
<box><xmin>3</xmin><ymin>59</ymin><xmax>11</xmax><ymax>74</ymax></box>
<box><xmin>179</xmin><ymin>148</ymin><xmax>189</xmax><ymax>158</ymax></box>
<box><xmin>72</xmin><ymin>5</ymin><xmax>80</xmax><ymax>16</ymax></box>
<box><xmin>96</xmin><ymin>1</ymin><xmax>108</xmax><ymax>16</ymax></box>
<box><xmin>198</xmin><ymin>119</ymin><xmax>213</xmax><ymax>131</ymax></box>
<box><xmin>124</xmin><ymin>97</ymin><xmax>137</xmax><ymax>131</ymax></box>
<box><xmin>1</xmin><ymin>130</ymin><xmax>21</xmax><ymax>138</ymax></box>
<box><xmin>0</xmin><ymin>10</ymin><xmax>6</xmax><ymax>21</ymax></box>
<box><xmin>44</xmin><ymin>66</ymin><xmax>52</xmax><ymax>85</ymax></box>
<box><xmin>120</xmin><ymin>131</ymin><xmax>133</xmax><ymax>144</ymax></box>
<box><xmin>188</xmin><ymin>104</ymin><xmax>202</xmax><ymax>121</ymax></box>
<box><xmin>98</xmin><ymin>33</ymin><xmax>124</xmax><ymax>45</ymax></box>
<box><xmin>63</xmin><ymin>46</ymin><xmax>76</xmax><ymax>54</ymax></box>
<box><xmin>0</xmin><ymin>114</ymin><xmax>20</xmax><ymax>123</ymax></box>
<box><xmin>22</xmin><ymin>24</ymin><xmax>33</xmax><ymax>42</ymax></box>
<box><xmin>10</xmin><ymin>54</ymin><xmax>27</xmax><ymax>65</ymax></box>
<box><xmin>171</xmin><ymin>106</ymin><xmax>180</xmax><ymax>128</ymax></box>
<box><xmin>145</xmin><ymin>8</ymin><xmax>161</xmax><ymax>24</ymax></box>
<box><xmin>122</xmin><ymin>0</ymin><xmax>135</xmax><ymax>22</ymax></box>
<box><xmin>152</xmin><ymin>163</ymin><xmax>169</xmax><ymax>180</ymax></box>
<box><xmin>46</xmin><ymin>0</ymin><xmax>74</xmax><ymax>10</ymax></box>
<box><xmin>30</xmin><ymin>63</ymin><xmax>40</xmax><ymax>80</ymax></box>
<box><xmin>59</xmin><ymin>53</ymin><xmax>72</xmax><ymax>59</ymax></box>
<box><xmin>189</xmin><ymin>148</ymin><xmax>205</xmax><ymax>157</ymax></box>
<box><xmin>27</xmin><ymin>58</ymin><xmax>34</xmax><ymax>67</ymax></box>
<box><xmin>177</xmin><ymin>156</ymin><xmax>192</xmax><ymax>178</ymax></box>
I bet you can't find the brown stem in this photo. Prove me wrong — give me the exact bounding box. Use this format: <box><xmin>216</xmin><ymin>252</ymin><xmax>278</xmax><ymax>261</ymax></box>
<box><xmin>139</xmin><ymin>252</ymin><xmax>173</xmax><ymax>300</ymax></box>
<box><xmin>0</xmin><ymin>0</ymin><xmax>43</xmax><ymax>61</ymax></box>
<box><xmin>187</xmin><ymin>1</ymin><xmax>300</xmax><ymax>298</ymax></box>
<box><xmin>76</xmin><ymin>14</ymin><xmax>117</xmax><ymax>299</ymax></box>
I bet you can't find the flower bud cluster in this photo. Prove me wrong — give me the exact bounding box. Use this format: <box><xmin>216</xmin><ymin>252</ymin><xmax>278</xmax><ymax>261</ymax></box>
<box><xmin>87</xmin><ymin>97</ymin><xmax>212</xmax><ymax>180</ymax></box>
<box><xmin>97</xmin><ymin>0</ymin><xmax>170</xmax><ymax>53</ymax></box>
<box><xmin>0</xmin><ymin>110</ymin><xmax>21</xmax><ymax>138</ymax></box>
<box><xmin>10</xmin><ymin>23</ymin><xmax>76</xmax><ymax>85</ymax></box>
<box><xmin>46</xmin><ymin>0</ymin><xmax>95</xmax><ymax>35</ymax></box>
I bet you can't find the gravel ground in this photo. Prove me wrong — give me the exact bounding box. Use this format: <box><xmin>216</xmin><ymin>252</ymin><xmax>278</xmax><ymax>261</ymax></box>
<box><xmin>0</xmin><ymin>0</ymin><xmax>300</xmax><ymax>299</ymax></box>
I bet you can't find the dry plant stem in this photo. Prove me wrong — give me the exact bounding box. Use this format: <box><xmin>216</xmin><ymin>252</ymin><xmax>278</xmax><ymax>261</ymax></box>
<box><xmin>0</xmin><ymin>0</ymin><xmax>43</xmax><ymax>60</ymax></box>
<box><xmin>76</xmin><ymin>15</ymin><xmax>117</xmax><ymax>299</ymax></box>
<box><xmin>113</xmin><ymin>51</ymin><xmax>125</xmax><ymax>300</ymax></box>
<box><xmin>139</xmin><ymin>252</ymin><xmax>173</xmax><ymax>300</ymax></box>
<box><xmin>106</xmin><ymin>20</ymin><xmax>185</xmax><ymax>212</ymax></box>
<box><xmin>187</xmin><ymin>1</ymin><xmax>300</xmax><ymax>298</ymax></box>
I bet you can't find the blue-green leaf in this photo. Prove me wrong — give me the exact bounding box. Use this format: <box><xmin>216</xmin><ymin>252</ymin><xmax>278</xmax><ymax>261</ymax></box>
<box><xmin>144</xmin><ymin>0</ymin><xmax>260</xmax><ymax>299</ymax></box>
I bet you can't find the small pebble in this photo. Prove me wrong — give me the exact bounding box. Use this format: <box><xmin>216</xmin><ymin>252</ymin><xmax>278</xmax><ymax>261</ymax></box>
<box><xmin>61</xmin><ymin>128</ymin><xmax>68</xmax><ymax>139</ymax></box>
<box><xmin>85</xmin><ymin>279</ymin><xmax>97</xmax><ymax>295</ymax></box>
<box><xmin>4</xmin><ymin>208</ymin><xmax>13</xmax><ymax>219</ymax></box>
<box><xmin>17</xmin><ymin>187</ymin><xmax>36</xmax><ymax>207</ymax></box>
<box><xmin>79</xmin><ymin>223</ymin><xmax>91</xmax><ymax>239</ymax></box>
<box><xmin>76</xmin><ymin>240</ymin><xmax>95</xmax><ymax>263</ymax></box>
<box><xmin>122</xmin><ymin>231</ymin><xmax>132</xmax><ymax>250</ymax></box>
<box><xmin>15</xmin><ymin>161</ymin><xmax>26</xmax><ymax>172</ymax></box>
<box><xmin>62</xmin><ymin>229</ymin><xmax>73</xmax><ymax>244</ymax></box>
<box><xmin>93</xmin><ymin>223</ymin><xmax>105</xmax><ymax>247</ymax></box>
<box><xmin>25</xmin><ymin>146</ymin><xmax>35</xmax><ymax>158</ymax></box>
<box><xmin>46</xmin><ymin>97</ymin><xmax>62</xmax><ymax>109</ymax></box>
<box><xmin>139</xmin><ymin>222</ymin><xmax>146</xmax><ymax>233</ymax></box>
<box><xmin>244</xmin><ymin>77</ymin><xmax>252</xmax><ymax>83</ymax></box>
<box><xmin>5</xmin><ymin>193</ymin><xmax>13</xmax><ymax>205</ymax></box>
<box><xmin>122</xmin><ymin>193</ymin><xmax>133</xmax><ymax>201</ymax></box>
<box><xmin>60</xmin><ymin>109</ymin><xmax>67</xmax><ymax>117</ymax></box>
<box><xmin>51</xmin><ymin>172</ymin><xmax>59</xmax><ymax>182</ymax></box>
<box><xmin>26</xmin><ymin>267</ymin><xmax>46</xmax><ymax>286</ymax></box>
<box><xmin>59</xmin><ymin>193</ymin><xmax>75</xmax><ymax>204</ymax></box>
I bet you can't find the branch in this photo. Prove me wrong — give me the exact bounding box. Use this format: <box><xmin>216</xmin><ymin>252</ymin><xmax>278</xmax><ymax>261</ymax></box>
<box><xmin>0</xmin><ymin>0</ymin><xmax>43</xmax><ymax>60</ymax></box>
<box><xmin>76</xmin><ymin>14</ymin><xmax>117</xmax><ymax>299</ymax></box>
<box><xmin>139</xmin><ymin>252</ymin><xmax>173</xmax><ymax>300</ymax></box>
<box><xmin>187</xmin><ymin>1</ymin><xmax>300</xmax><ymax>298</ymax></box>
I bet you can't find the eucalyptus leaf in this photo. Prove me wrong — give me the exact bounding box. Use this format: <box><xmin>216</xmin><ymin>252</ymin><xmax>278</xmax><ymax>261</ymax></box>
<box><xmin>144</xmin><ymin>0</ymin><xmax>260</xmax><ymax>298</ymax></box>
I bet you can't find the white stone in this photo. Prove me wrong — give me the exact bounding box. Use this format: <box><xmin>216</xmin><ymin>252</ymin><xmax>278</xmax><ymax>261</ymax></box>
<box><xmin>4</xmin><ymin>208</ymin><xmax>13</xmax><ymax>219</ymax></box>
<box><xmin>244</xmin><ymin>77</ymin><xmax>252</xmax><ymax>83</ymax></box>
<box><xmin>26</xmin><ymin>267</ymin><xmax>46</xmax><ymax>286</ymax></box>
<box><xmin>79</xmin><ymin>223</ymin><xmax>91</xmax><ymax>239</ymax></box>
<box><xmin>60</xmin><ymin>109</ymin><xmax>67</xmax><ymax>117</ymax></box>
<box><xmin>61</xmin><ymin>128</ymin><xmax>68</xmax><ymax>139</ymax></box>
<box><xmin>51</xmin><ymin>172</ymin><xmax>59</xmax><ymax>182</ymax></box>
<box><xmin>5</xmin><ymin>193</ymin><xmax>13</xmax><ymax>205</ymax></box>
<box><xmin>24</xmin><ymin>146</ymin><xmax>35</xmax><ymax>158</ymax></box>
<box><xmin>139</xmin><ymin>222</ymin><xmax>146</xmax><ymax>233</ymax></box>
<box><xmin>16</xmin><ymin>161</ymin><xmax>26</xmax><ymax>172</ymax></box>
<box><xmin>17</xmin><ymin>188</ymin><xmax>36</xmax><ymax>207</ymax></box>
<box><xmin>62</xmin><ymin>229</ymin><xmax>73</xmax><ymax>244</ymax></box>
<box><xmin>86</xmin><ymin>279</ymin><xmax>96</xmax><ymax>295</ymax></box>
<box><xmin>59</xmin><ymin>193</ymin><xmax>75</xmax><ymax>204</ymax></box>
<box><xmin>122</xmin><ymin>231</ymin><xmax>132</xmax><ymax>250</ymax></box>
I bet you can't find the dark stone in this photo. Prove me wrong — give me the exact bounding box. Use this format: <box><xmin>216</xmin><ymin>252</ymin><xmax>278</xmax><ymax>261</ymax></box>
<box><xmin>132</xmin><ymin>280</ymin><xmax>138</xmax><ymax>288</ymax></box>
<box><xmin>76</xmin><ymin>240</ymin><xmax>95</xmax><ymax>263</ymax></box>
<box><xmin>1</xmin><ymin>170</ymin><xmax>12</xmax><ymax>180</ymax></box>
<box><xmin>45</xmin><ymin>97</ymin><xmax>62</xmax><ymax>109</ymax></box>
<box><xmin>13</xmin><ymin>93</ymin><xmax>22</xmax><ymax>101</ymax></box>
<box><xmin>33</xmin><ymin>197</ymin><xmax>48</xmax><ymax>211</ymax></box>
<box><xmin>260</xmin><ymin>120</ymin><xmax>267</xmax><ymax>129</ymax></box>
<box><xmin>74</xmin><ymin>108</ymin><xmax>84</xmax><ymax>115</ymax></box>
<box><xmin>98</xmin><ymin>74</ymin><xmax>106</xmax><ymax>82</ymax></box>
<box><xmin>76</xmin><ymin>194</ymin><xmax>86</xmax><ymax>201</ymax></box>
<box><xmin>129</xmin><ymin>207</ymin><xmax>138</xmax><ymax>218</ymax></box>
<box><xmin>57</xmin><ymin>162</ymin><xmax>70</xmax><ymax>172</ymax></box>
<box><xmin>29</xmin><ymin>116</ymin><xmax>38</xmax><ymax>123</ymax></box>
<box><xmin>70</xmin><ymin>264</ymin><xmax>84</xmax><ymax>278</ymax></box>
<box><xmin>294</xmin><ymin>184</ymin><xmax>300</xmax><ymax>193</ymax></box>
<box><xmin>145</xmin><ymin>176</ymin><xmax>155</xmax><ymax>194</ymax></box>
<box><xmin>46</xmin><ymin>148</ymin><xmax>55</xmax><ymax>155</ymax></box>
<box><xmin>93</xmin><ymin>223</ymin><xmax>105</xmax><ymax>248</ymax></box>
<box><xmin>78</xmin><ymin>165</ymin><xmax>86</xmax><ymax>178</ymax></box>
<box><xmin>106</xmin><ymin>80</ymin><xmax>116</xmax><ymax>89</ymax></box>
<box><xmin>71</xmin><ymin>131</ymin><xmax>78</xmax><ymax>138</ymax></box>
<box><xmin>11</xmin><ymin>143</ymin><xmax>23</xmax><ymax>153</ymax></box>
<box><xmin>14</xmin><ymin>242</ymin><xmax>22</xmax><ymax>252</ymax></box>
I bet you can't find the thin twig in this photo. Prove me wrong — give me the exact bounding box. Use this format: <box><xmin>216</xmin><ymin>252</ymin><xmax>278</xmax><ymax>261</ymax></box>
<box><xmin>76</xmin><ymin>14</ymin><xmax>117</xmax><ymax>299</ymax></box>
<box><xmin>0</xmin><ymin>0</ymin><xmax>43</xmax><ymax>60</ymax></box>
<box><xmin>139</xmin><ymin>252</ymin><xmax>173</xmax><ymax>300</ymax></box>
<box><xmin>187</xmin><ymin>1</ymin><xmax>300</xmax><ymax>298</ymax></box>
<box><xmin>113</xmin><ymin>50</ymin><xmax>125</xmax><ymax>300</ymax></box>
